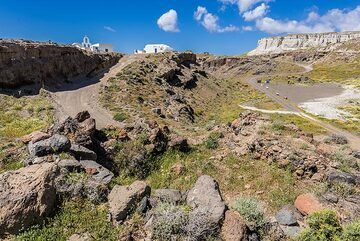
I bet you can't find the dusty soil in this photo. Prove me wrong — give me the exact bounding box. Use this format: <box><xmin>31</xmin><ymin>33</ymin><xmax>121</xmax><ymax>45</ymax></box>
<box><xmin>271</xmin><ymin>83</ymin><xmax>344</xmax><ymax>104</ymax></box>
<box><xmin>51</xmin><ymin>55</ymin><xmax>144</xmax><ymax>129</ymax></box>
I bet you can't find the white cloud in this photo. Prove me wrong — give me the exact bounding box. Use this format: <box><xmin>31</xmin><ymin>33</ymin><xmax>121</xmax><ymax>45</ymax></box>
<box><xmin>104</xmin><ymin>26</ymin><xmax>116</xmax><ymax>32</ymax></box>
<box><xmin>256</xmin><ymin>5</ymin><xmax>360</xmax><ymax>34</ymax></box>
<box><xmin>243</xmin><ymin>3</ymin><xmax>269</xmax><ymax>21</ymax></box>
<box><xmin>194</xmin><ymin>6</ymin><xmax>239</xmax><ymax>33</ymax></box>
<box><xmin>219</xmin><ymin>0</ymin><xmax>270</xmax><ymax>13</ymax></box>
<box><xmin>157</xmin><ymin>9</ymin><xmax>180</xmax><ymax>32</ymax></box>
<box><xmin>242</xmin><ymin>26</ymin><xmax>254</xmax><ymax>31</ymax></box>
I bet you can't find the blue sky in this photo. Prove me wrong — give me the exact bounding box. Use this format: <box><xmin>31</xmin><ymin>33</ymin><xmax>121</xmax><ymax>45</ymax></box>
<box><xmin>1</xmin><ymin>0</ymin><xmax>360</xmax><ymax>55</ymax></box>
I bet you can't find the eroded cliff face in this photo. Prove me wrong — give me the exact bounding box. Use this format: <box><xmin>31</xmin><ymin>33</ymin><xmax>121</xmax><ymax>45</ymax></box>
<box><xmin>248</xmin><ymin>31</ymin><xmax>360</xmax><ymax>56</ymax></box>
<box><xmin>0</xmin><ymin>40</ymin><xmax>121</xmax><ymax>89</ymax></box>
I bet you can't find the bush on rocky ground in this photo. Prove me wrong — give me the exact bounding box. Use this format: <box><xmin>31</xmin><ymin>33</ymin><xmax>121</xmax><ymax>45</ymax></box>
<box><xmin>150</xmin><ymin>203</ymin><xmax>188</xmax><ymax>240</ymax></box>
<box><xmin>204</xmin><ymin>132</ymin><xmax>222</xmax><ymax>150</ymax></box>
<box><xmin>297</xmin><ymin>209</ymin><xmax>360</xmax><ymax>241</ymax></box>
<box><xmin>150</xmin><ymin>203</ymin><xmax>219</xmax><ymax>241</ymax></box>
<box><xmin>233</xmin><ymin>197</ymin><xmax>266</xmax><ymax>231</ymax></box>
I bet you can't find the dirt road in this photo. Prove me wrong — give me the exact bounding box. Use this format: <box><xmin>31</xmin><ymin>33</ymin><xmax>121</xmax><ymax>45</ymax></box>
<box><xmin>245</xmin><ymin>65</ymin><xmax>360</xmax><ymax>151</ymax></box>
<box><xmin>51</xmin><ymin>55</ymin><xmax>140</xmax><ymax>129</ymax></box>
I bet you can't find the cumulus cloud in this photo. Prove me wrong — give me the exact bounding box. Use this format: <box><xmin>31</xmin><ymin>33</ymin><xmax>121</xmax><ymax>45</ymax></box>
<box><xmin>256</xmin><ymin>5</ymin><xmax>360</xmax><ymax>34</ymax></box>
<box><xmin>194</xmin><ymin>6</ymin><xmax>239</xmax><ymax>33</ymax></box>
<box><xmin>219</xmin><ymin>0</ymin><xmax>270</xmax><ymax>13</ymax></box>
<box><xmin>157</xmin><ymin>9</ymin><xmax>180</xmax><ymax>32</ymax></box>
<box><xmin>243</xmin><ymin>3</ymin><xmax>269</xmax><ymax>21</ymax></box>
<box><xmin>242</xmin><ymin>26</ymin><xmax>254</xmax><ymax>31</ymax></box>
<box><xmin>104</xmin><ymin>26</ymin><xmax>116</xmax><ymax>32</ymax></box>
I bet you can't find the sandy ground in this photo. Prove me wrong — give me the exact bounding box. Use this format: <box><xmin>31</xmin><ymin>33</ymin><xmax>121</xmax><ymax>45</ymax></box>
<box><xmin>271</xmin><ymin>83</ymin><xmax>344</xmax><ymax>104</ymax></box>
<box><xmin>245</xmin><ymin>63</ymin><xmax>360</xmax><ymax>150</ymax></box>
<box><xmin>51</xmin><ymin>55</ymin><xmax>143</xmax><ymax>129</ymax></box>
<box><xmin>300</xmin><ymin>86</ymin><xmax>360</xmax><ymax>119</ymax></box>
<box><xmin>270</xmin><ymin>83</ymin><xmax>360</xmax><ymax>120</ymax></box>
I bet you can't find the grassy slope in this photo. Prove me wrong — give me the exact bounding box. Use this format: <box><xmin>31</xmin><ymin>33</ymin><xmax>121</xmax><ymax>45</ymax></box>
<box><xmin>0</xmin><ymin>93</ymin><xmax>54</xmax><ymax>173</ymax></box>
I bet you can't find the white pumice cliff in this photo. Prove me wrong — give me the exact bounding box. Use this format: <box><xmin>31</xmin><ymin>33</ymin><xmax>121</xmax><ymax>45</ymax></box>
<box><xmin>248</xmin><ymin>31</ymin><xmax>360</xmax><ymax>56</ymax></box>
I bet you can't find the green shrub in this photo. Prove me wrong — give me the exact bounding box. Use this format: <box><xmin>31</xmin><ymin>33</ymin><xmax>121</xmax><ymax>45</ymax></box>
<box><xmin>16</xmin><ymin>200</ymin><xmax>120</xmax><ymax>241</ymax></box>
<box><xmin>233</xmin><ymin>197</ymin><xmax>266</xmax><ymax>230</ymax></box>
<box><xmin>271</xmin><ymin>120</ymin><xmax>285</xmax><ymax>131</ymax></box>
<box><xmin>151</xmin><ymin>203</ymin><xmax>188</xmax><ymax>240</ymax></box>
<box><xmin>297</xmin><ymin>210</ymin><xmax>342</xmax><ymax>241</ymax></box>
<box><xmin>342</xmin><ymin>219</ymin><xmax>360</xmax><ymax>241</ymax></box>
<box><xmin>204</xmin><ymin>132</ymin><xmax>222</xmax><ymax>149</ymax></box>
<box><xmin>113</xmin><ymin>112</ymin><xmax>127</xmax><ymax>122</ymax></box>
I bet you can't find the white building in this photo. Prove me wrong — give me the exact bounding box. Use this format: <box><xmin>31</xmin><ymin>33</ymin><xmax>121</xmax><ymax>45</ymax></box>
<box><xmin>72</xmin><ymin>36</ymin><xmax>113</xmax><ymax>54</ymax></box>
<box><xmin>135</xmin><ymin>44</ymin><xmax>174</xmax><ymax>54</ymax></box>
<box><xmin>91</xmin><ymin>43</ymin><xmax>113</xmax><ymax>53</ymax></box>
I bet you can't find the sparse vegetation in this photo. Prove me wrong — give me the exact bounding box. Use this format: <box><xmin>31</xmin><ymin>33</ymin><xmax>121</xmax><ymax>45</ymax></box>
<box><xmin>0</xmin><ymin>94</ymin><xmax>54</xmax><ymax>173</ymax></box>
<box><xmin>204</xmin><ymin>132</ymin><xmax>222</xmax><ymax>149</ymax></box>
<box><xmin>16</xmin><ymin>199</ymin><xmax>122</xmax><ymax>241</ymax></box>
<box><xmin>233</xmin><ymin>197</ymin><xmax>266</xmax><ymax>231</ymax></box>
<box><xmin>113</xmin><ymin>112</ymin><xmax>127</xmax><ymax>122</ymax></box>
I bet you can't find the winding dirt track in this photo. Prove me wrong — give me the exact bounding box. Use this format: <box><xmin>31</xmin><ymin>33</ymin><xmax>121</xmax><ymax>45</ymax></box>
<box><xmin>245</xmin><ymin>64</ymin><xmax>360</xmax><ymax>151</ymax></box>
<box><xmin>51</xmin><ymin>55</ymin><xmax>141</xmax><ymax>129</ymax></box>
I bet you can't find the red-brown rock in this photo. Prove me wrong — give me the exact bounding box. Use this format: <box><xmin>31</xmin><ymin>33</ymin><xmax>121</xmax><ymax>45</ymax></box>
<box><xmin>294</xmin><ymin>193</ymin><xmax>324</xmax><ymax>215</ymax></box>
<box><xmin>21</xmin><ymin>131</ymin><xmax>50</xmax><ymax>144</ymax></box>
<box><xmin>221</xmin><ymin>210</ymin><xmax>249</xmax><ymax>241</ymax></box>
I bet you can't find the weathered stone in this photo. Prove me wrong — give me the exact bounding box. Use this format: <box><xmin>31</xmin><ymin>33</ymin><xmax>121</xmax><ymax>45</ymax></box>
<box><xmin>170</xmin><ymin>163</ymin><xmax>185</xmax><ymax>175</ymax></box>
<box><xmin>69</xmin><ymin>143</ymin><xmax>97</xmax><ymax>161</ymax></box>
<box><xmin>80</xmin><ymin>160</ymin><xmax>113</xmax><ymax>185</ymax></box>
<box><xmin>353</xmin><ymin>151</ymin><xmax>360</xmax><ymax>159</ymax></box>
<box><xmin>154</xmin><ymin>189</ymin><xmax>183</xmax><ymax>204</ymax></box>
<box><xmin>75</xmin><ymin>111</ymin><xmax>91</xmax><ymax>123</ymax></box>
<box><xmin>221</xmin><ymin>210</ymin><xmax>249</xmax><ymax>241</ymax></box>
<box><xmin>79</xmin><ymin>118</ymin><xmax>96</xmax><ymax>135</ymax></box>
<box><xmin>67</xmin><ymin>233</ymin><xmax>92</xmax><ymax>241</ymax></box>
<box><xmin>57</xmin><ymin>159</ymin><xmax>82</xmax><ymax>172</ymax></box>
<box><xmin>322</xmin><ymin>192</ymin><xmax>339</xmax><ymax>203</ymax></box>
<box><xmin>168</xmin><ymin>135</ymin><xmax>189</xmax><ymax>152</ymax></box>
<box><xmin>275</xmin><ymin>205</ymin><xmax>302</xmax><ymax>226</ymax></box>
<box><xmin>186</xmin><ymin>175</ymin><xmax>226</xmax><ymax>226</ymax></box>
<box><xmin>21</xmin><ymin>131</ymin><xmax>50</xmax><ymax>144</ymax></box>
<box><xmin>0</xmin><ymin>163</ymin><xmax>58</xmax><ymax>235</ymax></box>
<box><xmin>109</xmin><ymin>181</ymin><xmax>150</xmax><ymax>224</ymax></box>
<box><xmin>327</xmin><ymin>171</ymin><xmax>359</xmax><ymax>185</ymax></box>
<box><xmin>28</xmin><ymin>134</ymin><xmax>71</xmax><ymax>157</ymax></box>
<box><xmin>294</xmin><ymin>193</ymin><xmax>324</xmax><ymax>215</ymax></box>
<box><xmin>280</xmin><ymin>225</ymin><xmax>302</xmax><ymax>238</ymax></box>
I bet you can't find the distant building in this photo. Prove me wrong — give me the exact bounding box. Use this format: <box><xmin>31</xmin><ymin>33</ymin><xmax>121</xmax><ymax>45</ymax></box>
<box><xmin>72</xmin><ymin>36</ymin><xmax>113</xmax><ymax>53</ymax></box>
<box><xmin>90</xmin><ymin>43</ymin><xmax>113</xmax><ymax>53</ymax></box>
<box><xmin>135</xmin><ymin>44</ymin><xmax>174</xmax><ymax>54</ymax></box>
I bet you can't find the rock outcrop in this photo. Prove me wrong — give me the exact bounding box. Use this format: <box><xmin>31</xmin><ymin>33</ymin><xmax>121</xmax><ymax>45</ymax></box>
<box><xmin>186</xmin><ymin>175</ymin><xmax>226</xmax><ymax>227</ymax></box>
<box><xmin>108</xmin><ymin>181</ymin><xmax>150</xmax><ymax>224</ymax></box>
<box><xmin>248</xmin><ymin>31</ymin><xmax>360</xmax><ymax>56</ymax></box>
<box><xmin>0</xmin><ymin>39</ymin><xmax>121</xmax><ymax>89</ymax></box>
<box><xmin>0</xmin><ymin>163</ymin><xmax>58</xmax><ymax>235</ymax></box>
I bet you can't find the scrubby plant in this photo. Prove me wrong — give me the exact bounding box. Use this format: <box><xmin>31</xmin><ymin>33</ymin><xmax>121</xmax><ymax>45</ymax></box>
<box><xmin>113</xmin><ymin>112</ymin><xmax>127</xmax><ymax>122</ymax></box>
<box><xmin>16</xmin><ymin>199</ymin><xmax>120</xmax><ymax>241</ymax></box>
<box><xmin>297</xmin><ymin>210</ymin><xmax>342</xmax><ymax>241</ymax></box>
<box><xmin>342</xmin><ymin>219</ymin><xmax>360</xmax><ymax>241</ymax></box>
<box><xmin>185</xmin><ymin>209</ymin><xmax>217</xmax><ymax>241</ymax></box>
<box><xmin>204</xmin><ymin>132</ymin><xmax>222</xmax><ymax>150</ymax></box>
<box><xmin>233</xmin><ymin>197</ymin><xmax>266</xmax><ymax>230</ymax></box>
<box><xmin>271</xmin><ymin>120</ymin><xmax>285</xmax><ymax>132</ymax></box>
<box><xmin>151</xmin><ymin>203</ymin><xmax>188</xmax><ymax>240</ymax></box>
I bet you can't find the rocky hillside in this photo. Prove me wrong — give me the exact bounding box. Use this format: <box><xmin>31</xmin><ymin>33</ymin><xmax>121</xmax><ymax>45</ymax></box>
<box><xmin>248</xmin><ymin>31</ymin><xmax>360</xmax><ymax>56</ymax></box>
<box><xmin>0</xmin><ymin>39</ymin><xmax>121</xmax><ymax>89</ymax></box>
